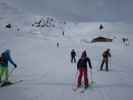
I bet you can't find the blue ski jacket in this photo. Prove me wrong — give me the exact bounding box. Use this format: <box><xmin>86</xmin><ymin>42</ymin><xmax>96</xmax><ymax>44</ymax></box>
<box><xmin>0</xmin><ymin>49</ymin><xmax>16</xmax><ymax>68</ymax></box>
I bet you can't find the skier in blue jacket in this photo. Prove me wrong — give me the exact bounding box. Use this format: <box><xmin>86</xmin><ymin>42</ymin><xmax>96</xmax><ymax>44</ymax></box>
<box><xmin>0</xmin><ymin>49</ymin><xmax>17</xmax><ymax>82</ymax></box>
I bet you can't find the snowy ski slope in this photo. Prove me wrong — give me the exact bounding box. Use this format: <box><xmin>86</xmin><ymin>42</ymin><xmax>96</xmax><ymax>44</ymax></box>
<box><xmin>0</xmin><ymin>1</ymin><xmax>133</xmax><ymax>100</ymax></box>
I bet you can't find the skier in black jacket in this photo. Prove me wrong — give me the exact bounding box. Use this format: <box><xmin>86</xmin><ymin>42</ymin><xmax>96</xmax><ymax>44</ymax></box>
<box><xmin>77</xmin><ymin>50</ymin><xmax>92</xmax><ymax>89</ymax></box>
<box><xmin>70</xmin><ymin>49</ymin><xmax>76</xmax><ymax>63</ymax></box>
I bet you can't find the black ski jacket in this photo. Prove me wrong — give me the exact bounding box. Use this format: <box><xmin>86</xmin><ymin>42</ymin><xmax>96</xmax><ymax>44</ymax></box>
<box><xmin>77</xmin><ymin>57</ymin><xmax>92</xmax><ymax>69</ymax></box>
<box><xmin>71</xmin><ymin>51</ymin><xmax>76</xmax><ymax>57</ymax></box>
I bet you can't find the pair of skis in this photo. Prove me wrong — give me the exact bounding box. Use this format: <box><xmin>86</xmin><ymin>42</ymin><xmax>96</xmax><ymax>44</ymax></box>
<box><xmin>80</xmin><ymin>81</ymin><xmax>96</xmax><ymax>93</ymax></box>
<box><xmin>72</xmin><ymin>81</ymin><xmax>95</xmax><ymax>93</ymax></box>
<box><xmin>0</xmin><ymin>80</ymin><xmax>23</xmax><ymax>87</ymax></box>
<box><xmin>72</xmin><ymin>69</ymin><xmax>95</xmax><ymax>93</ymax></box>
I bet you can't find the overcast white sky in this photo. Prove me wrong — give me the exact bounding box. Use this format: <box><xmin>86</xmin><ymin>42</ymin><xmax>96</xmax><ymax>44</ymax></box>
<box><xmin>4</xmin><ymin>0</ymin><xmax>133</xmax><ymax>22</ymax></box>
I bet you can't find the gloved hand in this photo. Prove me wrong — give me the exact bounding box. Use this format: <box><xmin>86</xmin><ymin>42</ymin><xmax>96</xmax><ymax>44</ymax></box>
<box><xmin>14</xmin><ymin>64</ymin><xmax>17</xmax><ymax>68</ymax></box>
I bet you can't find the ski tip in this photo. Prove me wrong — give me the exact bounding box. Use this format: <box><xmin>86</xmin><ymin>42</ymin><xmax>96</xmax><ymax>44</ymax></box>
<box><xmin>0</xmin><ymin>80</ymin><xmax>23</xmax><ymax>87</ymax></box>
<box><xmin>0</xmin><ymin>81</ymin><xmax>13</xmax><ymax>87</ymax></box>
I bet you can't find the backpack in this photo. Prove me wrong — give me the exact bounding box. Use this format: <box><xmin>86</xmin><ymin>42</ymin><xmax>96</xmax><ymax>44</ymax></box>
<box><xmin>0</xmin><ymin>55</ymin><xmax>5</xmax><ymax>64</ymax></box>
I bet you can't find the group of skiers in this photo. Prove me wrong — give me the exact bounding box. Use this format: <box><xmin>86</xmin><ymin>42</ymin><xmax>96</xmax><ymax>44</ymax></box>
<box><xmin>70</xmin><ymin>48</ymin><xmax>111</xmax><ymax>89</ymax></box>
<box><xmin>0</xmin><ymin>48</ymin><xmax>111</xmax><ymax>89</ymax></box>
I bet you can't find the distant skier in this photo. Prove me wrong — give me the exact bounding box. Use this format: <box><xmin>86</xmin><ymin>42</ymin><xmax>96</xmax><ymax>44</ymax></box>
<box><xmin>100</xmin><ymin>48</ymin><xmax>111</xmax><ymax>71</ymax></box>
<box><xmin>62</xmin><ymin>31</ymin><xmax>64</xmax><ymax>36</ymax></box>
<box><xmin>70</xmin><ymin>49</ymin><xmax>76</xmax><ymax>63</ymax></box>
<box><xmin>99</xmin><ymin>24</ymin><xmax>104</xmax><ymax>30</ymax></box>
<box><xmin>77</xmin><ymin>50</ymin><xmax>92</xmax><ymax>89</ymax></box>
<box><xmin>5</xmin><ymin>24</ymin><xmax>11</xmax><ymax>29</ymax></box>
<box><xmin>57</xmin><ymin>42</ymin><xmax>59</xmax><ymax>47</ymax></box>
<box><xmin>122</xmin><ymin>37</ymin><xmax>129</xmax><ymax>46</ymax></box>
<box><xmin>0</xmin><ymin>49</ymin><xmax>17</xmax><ymax>83</ymax></box>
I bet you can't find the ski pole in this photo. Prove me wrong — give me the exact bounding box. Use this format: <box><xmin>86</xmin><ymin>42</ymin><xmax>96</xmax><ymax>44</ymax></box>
<box><xmin>73</xmin><ymin>70</ymin><xmax>78</xmax><ymax>88</ymax></box>
<box><xmin>7</xmin><ymin>67</ymin><xmax>16</xmax><ymax>80</ymax></box>
<box><xmin>110</xmin><ymin>57</ymin><xmax>111</xmax><ymax>70</ymax></box>
<box><xmin>9</xmin><ymin>67</ymin><xmax>16</xmax><ymax>75</ymax></box>
<box><xmin>75</xmin><ymin>70</ymin><xmax>78</xmax><ymax>85</ymax></box>
<box><xmin>90</xmin><ymin>69</ymin><xmax>93</xmax><ymax>84</ymax></box>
